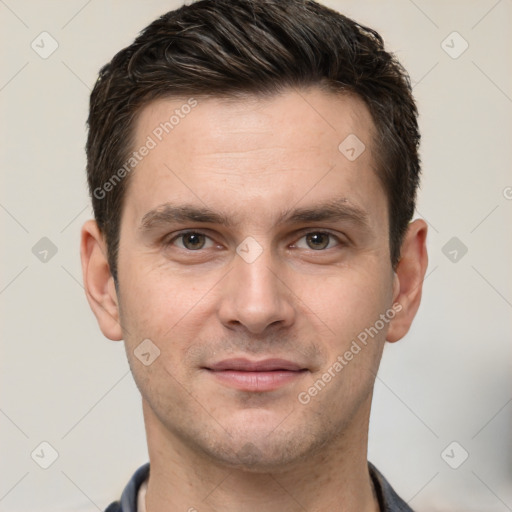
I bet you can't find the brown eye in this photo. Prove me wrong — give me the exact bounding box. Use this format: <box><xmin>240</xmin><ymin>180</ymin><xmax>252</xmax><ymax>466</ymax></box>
<box><xmin>168</xmin><ymin>231</ymin><xmax>211</xmax><ymax>251</ymax></box>
<box><xmin>305</xmin><ymin>232</ymin><xmax>331</xmax><ymax>250</ymax></box>
<box><xmin>180</xmin><ymin>232</ymin><xmax>206</xmax><ymax>250</ymax></box>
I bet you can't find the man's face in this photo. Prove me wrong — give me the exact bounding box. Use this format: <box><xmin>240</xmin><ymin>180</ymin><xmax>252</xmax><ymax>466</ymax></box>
<box><xmin>115</xmin><ymin>88</ymin><xmax>397</xmax><ymax>469</ymax></box>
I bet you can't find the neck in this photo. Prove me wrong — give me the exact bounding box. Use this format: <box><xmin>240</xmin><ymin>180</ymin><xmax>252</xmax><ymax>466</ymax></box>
<box><xmin>142</xmin><ymin>399</ymin><xmax>380</xmax><ymax>512</ymax></box>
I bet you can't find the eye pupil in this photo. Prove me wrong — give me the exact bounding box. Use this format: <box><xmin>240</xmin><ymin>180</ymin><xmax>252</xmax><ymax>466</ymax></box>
<box><xmin>177</xmin><ymin>232</ymin><xmax>333</xmax><ymax>251</ymax></box>
<box><xmin>306</xmin><ymin>233</ymin><xmax>329</xmax><ymax>250</ymax></box>
<box><xmin>183</xmin><ymin>233</ymin><xmax>205</xmax><ymax>250</ymax></box>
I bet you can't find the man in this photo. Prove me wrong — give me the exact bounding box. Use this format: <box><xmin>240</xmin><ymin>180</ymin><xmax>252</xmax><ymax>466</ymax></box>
<box><xmin>80</xmin><ymin>0</ymin><xmax>428</xmax><ymax>510</ymax></box>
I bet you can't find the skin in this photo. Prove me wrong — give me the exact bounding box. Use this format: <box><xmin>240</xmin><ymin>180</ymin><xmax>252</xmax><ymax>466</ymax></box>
<box><xmin>81</xmin><ymin>87</ymin><xmax>428</xmax><ymax>512</ymax></box>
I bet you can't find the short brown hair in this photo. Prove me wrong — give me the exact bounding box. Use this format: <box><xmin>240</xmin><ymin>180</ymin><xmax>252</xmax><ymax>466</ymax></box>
<box><xmin>86</xmin><ymin>0</ymin><xmax>420</xmax><ymax>283</ymax></box>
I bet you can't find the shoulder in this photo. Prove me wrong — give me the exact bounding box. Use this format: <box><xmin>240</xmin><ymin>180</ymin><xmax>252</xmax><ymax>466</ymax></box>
<box><xmin>104</xmin><ymin>463</ymin><xmax>150</xmax><ymax>512</ymax></box>
<box><xmin>368</xmin><ymin>461</ymin><xmax>415</xmax><ymax>512</ymax></box>
<box><xmin>104</xmin><ymin>503</ymin><xmax>122</xmax><ymax>512</ymax></box>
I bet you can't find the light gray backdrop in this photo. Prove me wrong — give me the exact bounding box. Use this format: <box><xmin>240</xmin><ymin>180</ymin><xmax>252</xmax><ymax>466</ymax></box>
<box><xmin>1</xmin><ymin>1</ymin><xmax>511</xmax><ymax>511</ymax></box>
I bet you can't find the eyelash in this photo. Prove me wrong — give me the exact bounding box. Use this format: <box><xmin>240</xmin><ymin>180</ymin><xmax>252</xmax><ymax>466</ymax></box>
<box><xmin>164</xmin><ymin>230</ymin><xmax>345</xmax><ymax>252</ymax></box>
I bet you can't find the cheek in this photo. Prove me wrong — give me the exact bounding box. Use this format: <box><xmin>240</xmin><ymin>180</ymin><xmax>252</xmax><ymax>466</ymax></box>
<box><xmin>305</xmin><ymin>264</ymin><xmax>393</xmax><ymax>345</ymax></box>
<box><xmin>118</xmin><ymin>266</ymin><xmax>189</xmax><ymax>348</ymax></box>
<box><xmin>121</xmin><ymin>254</ymin><xmax>198</xmax><ymax>320</ymax></box>
<box><xmin>118</xmin><ymin>262</ymin><xmax>222</xmax><ymax>372</ymax></box>
<box><xmin>298</xmin><ymin>266</ymin><xmax>392</xmax><ymax>407</ymax></box>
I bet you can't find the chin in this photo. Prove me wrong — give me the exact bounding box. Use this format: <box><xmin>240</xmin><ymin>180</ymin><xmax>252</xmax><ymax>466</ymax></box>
<box><xmin>198</xmin><ymin>418</ymin><xmax>323</xmax><ymax>474</ymax></box>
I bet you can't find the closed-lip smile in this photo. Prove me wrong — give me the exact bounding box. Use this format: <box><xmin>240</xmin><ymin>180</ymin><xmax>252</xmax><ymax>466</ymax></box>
<box><xmin>204</xmin><ymin>358</ymin><xmax>308</xmax><ymax>392</ymax></box>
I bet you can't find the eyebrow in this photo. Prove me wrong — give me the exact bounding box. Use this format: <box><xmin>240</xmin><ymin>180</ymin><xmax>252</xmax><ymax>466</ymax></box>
<box><xmin>138</xmin><ymin>198</ymin><xmax>371</xmax><ymax>233</ymax></box>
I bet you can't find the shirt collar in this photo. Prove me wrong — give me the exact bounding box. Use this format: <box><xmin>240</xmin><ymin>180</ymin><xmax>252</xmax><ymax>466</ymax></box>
<box><xmin>112</xmin><ymin>461</ymin><xmax>413</xmax><ymax>512</ymax></box>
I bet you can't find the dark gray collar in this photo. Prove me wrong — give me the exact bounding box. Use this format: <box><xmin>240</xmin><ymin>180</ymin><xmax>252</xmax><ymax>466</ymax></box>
<box><xmin>105</xmin><ymin>461</ymin><xmax>414</xmax><ymax>511</ymax></box>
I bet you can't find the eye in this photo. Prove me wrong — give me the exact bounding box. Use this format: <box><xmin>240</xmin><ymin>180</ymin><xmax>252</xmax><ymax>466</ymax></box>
<box><xmin>294</xmin><ymin>232</ymin><xmax>340</xmax><ymax>251</ymax></box>
<box><xmin>168</xmin><ymin>231</ymin><xmax>214</xmax><ymax>250</ymax></box>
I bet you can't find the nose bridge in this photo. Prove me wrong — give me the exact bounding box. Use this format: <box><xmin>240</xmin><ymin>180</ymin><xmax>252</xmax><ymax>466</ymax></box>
<box><xmin>237</xmin><ymin>248</ymin><xmax>280</xmax><ymax>302</ymax></box>
<box><xmin>218</xmin><ymin>238</ymin><xmax>295</xmax><ymax>333</ymax></box>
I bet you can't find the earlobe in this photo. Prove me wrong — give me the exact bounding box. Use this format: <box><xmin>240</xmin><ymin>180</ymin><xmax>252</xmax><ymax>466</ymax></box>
<box><xmin>80</xmin><ymin>219</ymin><xmax>123</xmax><ymax>341</ymax></box>
<box><xmin>386</xmin><ymin>219</ymin><xmax>428</xmax><ymax>343</ymax></box>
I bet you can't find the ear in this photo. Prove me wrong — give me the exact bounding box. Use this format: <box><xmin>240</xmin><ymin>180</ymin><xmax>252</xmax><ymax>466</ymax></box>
<box><xmin>386</xmin><ymin>219</ymin><xmax>428</xmax><ymax>343</ymax></box>
<box><xmin>80</xmin><ymin>219</ymin><xmax>123</xmax><ymax>341</ymax></box>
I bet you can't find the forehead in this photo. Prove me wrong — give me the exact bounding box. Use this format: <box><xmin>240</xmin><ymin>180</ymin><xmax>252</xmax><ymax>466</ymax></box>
<box><xmin>122</xmin><ymin>87</ymin><xmax>386</xmax><ymax>232</ymax></box>
<box><xmin>135</xmin><ymin>87</ymin><xmax>375</xmax><ymax>160</ymax></box>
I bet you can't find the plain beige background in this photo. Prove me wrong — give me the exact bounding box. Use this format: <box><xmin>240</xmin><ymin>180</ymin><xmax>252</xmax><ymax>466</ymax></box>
<box><xmin>1</xmin><ymin>1</ymin><xmax>511</xmax><ymax>510</ymax></box>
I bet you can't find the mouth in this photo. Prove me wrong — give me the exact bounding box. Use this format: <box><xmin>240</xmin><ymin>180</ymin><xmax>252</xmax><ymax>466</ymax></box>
<box><xmin>203</xmin><ymin>358</ymin><xmax>309</xmax><ymax>392</ymax></box>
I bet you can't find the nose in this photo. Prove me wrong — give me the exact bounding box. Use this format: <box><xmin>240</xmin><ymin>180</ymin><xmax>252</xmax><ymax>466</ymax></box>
<box><xmin>217</xmin><ymin>243</ymin><xmax>296</xmax><ymax>335</ymax></box>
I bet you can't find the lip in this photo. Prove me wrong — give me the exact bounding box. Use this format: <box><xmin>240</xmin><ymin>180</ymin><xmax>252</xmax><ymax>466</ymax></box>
<box><xmin>207</xmin><ymin>358</ymin><xmax>305</xmax><ymax>372</ymax></box>
<box><xmin>204</xmin><ymin>358</ymin><xmax>308</xmax><ymax>392</ymax></box>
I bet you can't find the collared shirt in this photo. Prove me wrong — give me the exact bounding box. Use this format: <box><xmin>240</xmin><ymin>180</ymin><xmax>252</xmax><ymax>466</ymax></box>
<box><xmin>105</xmin><ymin>461</ymin><xmax>414</xmax><ymax>512</ymax></box>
